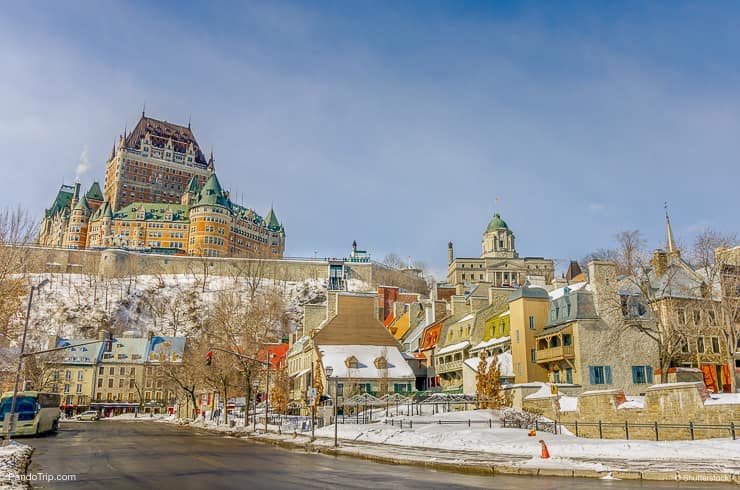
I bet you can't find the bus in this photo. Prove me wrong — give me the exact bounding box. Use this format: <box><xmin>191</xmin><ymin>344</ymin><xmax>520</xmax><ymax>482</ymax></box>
<box><xmin>0</xmin><ymin>391</ymin><xmax>61</xmax><ymax>436</ymax></box>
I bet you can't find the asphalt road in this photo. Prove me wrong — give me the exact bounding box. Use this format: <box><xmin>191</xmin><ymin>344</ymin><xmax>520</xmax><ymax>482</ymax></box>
<box><xmin>22</xmin><ymin>421</ymin><xmax>732</xmax><ymax>489</ymax></box>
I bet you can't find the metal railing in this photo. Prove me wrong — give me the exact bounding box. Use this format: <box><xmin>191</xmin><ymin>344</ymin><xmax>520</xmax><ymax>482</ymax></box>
<box><xmin>567</xmin><ymin>420</ymin><xmax>737</xmax><ymax>441</ymax></box>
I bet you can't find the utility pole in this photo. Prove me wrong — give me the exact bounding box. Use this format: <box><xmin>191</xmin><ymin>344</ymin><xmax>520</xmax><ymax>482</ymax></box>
<box><xmin>4</xmin><ymin>279</ymin><xmax>49</xmax><ymax>445</ymax></box>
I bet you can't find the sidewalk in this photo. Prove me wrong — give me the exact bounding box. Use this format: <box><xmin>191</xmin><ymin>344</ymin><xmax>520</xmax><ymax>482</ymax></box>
<box><xmin>0</xmin><ymin>442</ymin><xmax>33</xmax><ymax>490</ymax></box>
<box><xmin>156</xmin><ymin>415</ymin><xmax>740</xmax><ymax>484</ymax></box>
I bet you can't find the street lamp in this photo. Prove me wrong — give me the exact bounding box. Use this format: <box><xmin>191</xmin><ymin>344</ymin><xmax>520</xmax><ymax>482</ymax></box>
<box><xmin>252</xmin><ymin>380</ymin><xmax>259</xmax><ymax>433</ymax></box>
<box><xmin>325</xmin><ymin>366</ymin><xmax>338</xmax><ymax>448</ymax></box>
<box><xmin>4</xmin><ymin>278</ymin><xmax>49</xmax><ymax>445</ymax></box>
<box><xmin>264</xmin><ymin>353</ymin><xmax>273</xmax><ymax>433</ymax></box>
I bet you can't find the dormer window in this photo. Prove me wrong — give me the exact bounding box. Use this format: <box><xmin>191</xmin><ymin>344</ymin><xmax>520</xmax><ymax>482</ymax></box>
<box><xmin>374</xmin><ymin>357</ymin><xmax>388</xmax><ymax>369</ymax></box>
<box><xmin>345</xmin><ymin>356</ymin><xmax>359</xmax><ymax>369</ymax></box>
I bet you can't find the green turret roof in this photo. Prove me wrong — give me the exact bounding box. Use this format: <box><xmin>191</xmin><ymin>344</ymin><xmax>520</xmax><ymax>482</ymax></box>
<box><xmin>485</xmin><ymin>213</ymin><xmax>508</xmax><ymax>232</ymax></box>
<box><xmin>45</xmin><ymin>185</ymin><xmax>75</xmax><ymax>217</ymax></box>
<box><xmin>194</xmin><ymin>173</ymin><xmax>231</xmax><ymax>208</ymax></box>
<box><xmin>103</xmin><ymin>201</ymin><xmax>113</xmax><ymax>219</ymax></box>
<box><xmin>74</xmin><ymin>195</ymin><xmax>91</xmax><ymax>212</ymax></box>
<box><xmin>264</xmin><ymin>207</ymin><xmax>282</xmax><ymax>231</ymax></box>
<box><xmin>86</xmin><ymin>182</ymin><xmax>104</xmax><ymax>201</ymax></box>
<box><xmin>184</xmin><ymin>175</ymin><xmax>200</xmax><ymax>194</ymax></box>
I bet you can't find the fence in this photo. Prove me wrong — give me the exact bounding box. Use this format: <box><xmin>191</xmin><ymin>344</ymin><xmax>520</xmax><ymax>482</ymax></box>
<box><xmin>566</xmin><ymin>420</ymin><xmax>737</xmax><ymax>441</ymax></box>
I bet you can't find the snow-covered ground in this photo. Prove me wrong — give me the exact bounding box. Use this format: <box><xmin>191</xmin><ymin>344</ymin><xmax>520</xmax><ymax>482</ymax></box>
<box><xmin>313</xmin><ymin>409</ymin><xmax>740</xmax><ymax>468</ymax></box>
<box><xmin>0</xmin><ymin>442</ymin><xmax>32</xmax><ymax>489</ymax></box>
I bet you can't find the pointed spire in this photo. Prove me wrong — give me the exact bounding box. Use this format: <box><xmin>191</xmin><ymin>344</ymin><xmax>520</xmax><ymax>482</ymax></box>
<box><xmin>265</xmin><ymin>206</ymin><xmax>281</xmax><ymax>230</ymax></box>
<box><xmin>142</xmin><ymin>103</ymin><xmax>146</xmax><ymax>118</ymax></box>
<box><xmin>110</xmin><ymin>140</ymin><xmax>116</xmax><ymax>160</ymax></box>
<box><xmin>665</xmin><ymin>201</ymin><xmax>677</xmax><ymax>254</ymax></box>
<box><xmin>188</xmin><ymin>112</ymin><xmax>191</xmax><ymax>129</ymax></box>
<box><xmin>207</xmin><ymin>147</ymin><xmax>215</xmax><ymax>171</ymax></box>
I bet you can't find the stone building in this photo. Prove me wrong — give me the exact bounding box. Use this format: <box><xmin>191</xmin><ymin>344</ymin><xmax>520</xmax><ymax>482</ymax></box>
<box><xmin>447</xmin><ymin>213</ymin><xmax>554</xmax><ymax>289</ymax></box>
<box><xmin>642</xmin><ymin>212</ymin><xmax>732</xmax><ymax>392</ymax></box>
<box><xmin>535</xmin><ymin>262</ymin><xmax>658</xmax><ymax>395</ymax></box>
<box><xmin>39</xmin><ymin>111</ymin><xmax>285</xmax><ymax>259</ymax></box>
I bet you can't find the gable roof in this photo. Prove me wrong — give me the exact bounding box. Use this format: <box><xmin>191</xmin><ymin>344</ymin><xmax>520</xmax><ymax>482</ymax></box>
<box><xmin>126</xmin><ymin>114</ymin><xmax>207</xmax><ymax>165</ymax></box>
<box><xmin>313</xmin><ymin>294</ymin><xmax>400</xmax><ymax>347</ymax></box>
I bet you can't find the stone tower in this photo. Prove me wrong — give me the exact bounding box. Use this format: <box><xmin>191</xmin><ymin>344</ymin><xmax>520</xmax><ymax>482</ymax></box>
<box><xmin>481</xmin><ymin>213</ymin><xmax>517</xmax><ymax>259</ymax></box>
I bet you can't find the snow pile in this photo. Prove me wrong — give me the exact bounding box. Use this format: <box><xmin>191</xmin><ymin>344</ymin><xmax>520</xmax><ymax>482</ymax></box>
<box><xmin>524</xmin><ymin>383</ymin><xmax>557</xmax><ymax>400</ymax></box>
<box><xmin>618</xmin><ymin>396</ymin><xmax>645</xmax><ymax>410</ymax></box>
<box><xmin>0</xmin><ymin>442</ymin><xmax>32</xmax><ymax>489</ymax></box>
<box><xmin>705</xmin><ymin>393</ymin><xmax>740</xmax><ymax>406</ymax></box>
<box><xmin>559</xmin><ymin>396</ymin><xmax>578</xmax><ymax>412</ymax></box>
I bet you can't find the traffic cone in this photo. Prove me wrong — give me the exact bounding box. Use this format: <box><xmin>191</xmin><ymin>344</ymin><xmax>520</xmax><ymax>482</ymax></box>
<box><xmin>528</xmin><ymin>429</ymin><xmax>536</xmax><ymax>437</ymax></box>
<box><xmin>539</xmin><ymin>439</ymin><xmax>550</xmax><ymax>459</ymax></box>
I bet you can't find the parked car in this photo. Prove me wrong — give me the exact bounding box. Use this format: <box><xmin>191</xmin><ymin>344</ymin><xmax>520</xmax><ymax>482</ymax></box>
<box><xmin>77</xmin><ymin>410</ymin><xmax>100</xmax><ymax>421</ymax></box>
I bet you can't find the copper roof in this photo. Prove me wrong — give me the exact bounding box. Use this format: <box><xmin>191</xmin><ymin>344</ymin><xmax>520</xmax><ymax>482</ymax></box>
<box><xmin>125</xmin><ymin>114</ymin><xmax>207</xmax><ymax>166</ymax></box>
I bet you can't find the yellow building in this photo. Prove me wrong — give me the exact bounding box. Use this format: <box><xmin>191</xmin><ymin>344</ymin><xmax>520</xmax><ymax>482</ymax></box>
<box><xmin>46</xmin><ymin>337</ymin><xmax>107</xmax><ymax>415</ymax></box>
<box><xmin>509</xmin><ymin>287</ymin><xmax>550</xmax><ymax>384</ymax></box>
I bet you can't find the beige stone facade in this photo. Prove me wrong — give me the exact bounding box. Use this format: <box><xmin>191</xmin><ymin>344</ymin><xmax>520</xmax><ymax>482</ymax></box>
<box><xmin>523</xmin><ymin>382</ymin><xmax>739</xmax><ymax>441</ymax></box>
<box><xmin>447</xmin><ymin>213</ymin><xmax>554</xmax><ymax>288</ymax></box>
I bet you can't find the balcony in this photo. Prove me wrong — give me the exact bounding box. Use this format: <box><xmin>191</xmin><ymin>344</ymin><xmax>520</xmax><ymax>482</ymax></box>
<box><xmin>536</xmin><ymin>345</ymin><xmax>575</xmax><ymax>363</ymax></box>
<box><xmin>435</xmin><ymin>359</ymin><xmax>463</xmax><ymax>374</ymax></box>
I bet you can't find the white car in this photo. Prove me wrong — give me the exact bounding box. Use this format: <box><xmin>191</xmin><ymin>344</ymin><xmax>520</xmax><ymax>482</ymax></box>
<box><xmin>77</xmin><ymin>410</ymin><xmax>100</xmax><ymax>421</ymax></box>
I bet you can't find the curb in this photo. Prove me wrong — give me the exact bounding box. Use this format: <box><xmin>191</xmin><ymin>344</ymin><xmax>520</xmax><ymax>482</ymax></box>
<box><xmin>166</xmin><ymin>420</ymin><xmax>740</xmax><ymax>484</ymax></box>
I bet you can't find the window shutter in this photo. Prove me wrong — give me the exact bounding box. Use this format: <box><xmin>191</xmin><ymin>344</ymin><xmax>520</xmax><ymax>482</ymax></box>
<box><xmin>646</xmin><ymin>366</ymin><xmax>653</xmax><ymax>383</ymax></box>
<box><xmin>631</xmin><ymin>366</ymin><xmax>638</xmax><ymax>384</ymax></box>
<box><xmin>588</xmin><ymin>366</ymin><xmax>596</xmax><ymax>385</ymax></box>
<box><xmin>605</xmin><ymin>366</ymin><xmax>612</xmax><ymax>384</ymax></box>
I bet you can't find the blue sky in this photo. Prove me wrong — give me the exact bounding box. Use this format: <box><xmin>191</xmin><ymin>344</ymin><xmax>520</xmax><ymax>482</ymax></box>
<box><xmin>1</xmin><ymin>1</ymin><xmax>738</xmax><ymax>278</ymax></box>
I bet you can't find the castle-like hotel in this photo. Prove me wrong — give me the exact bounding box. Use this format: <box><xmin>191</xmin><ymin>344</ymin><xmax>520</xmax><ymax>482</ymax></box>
<box><xmin>39</xmin><ymin>112</ymin><xmax>286</xmax><ymax>258</ymax></box>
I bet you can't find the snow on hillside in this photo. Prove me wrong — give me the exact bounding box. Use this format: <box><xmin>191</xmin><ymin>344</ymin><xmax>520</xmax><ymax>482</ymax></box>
<box><xmin>10</xmin><ymin>272</ymin><xmax>371</xmax><ymax>351</ymax></box>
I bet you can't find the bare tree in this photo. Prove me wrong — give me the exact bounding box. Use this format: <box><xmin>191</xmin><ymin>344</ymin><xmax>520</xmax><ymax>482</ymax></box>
<box><xmin>382</xmin><ymin>253</ymin><xmax>406</xmax><ymax>270</ymax></box>
<box><xmin>0</xmin><ymin>207</ymin><xmax>38</xmax><ymax>345</ymax></box>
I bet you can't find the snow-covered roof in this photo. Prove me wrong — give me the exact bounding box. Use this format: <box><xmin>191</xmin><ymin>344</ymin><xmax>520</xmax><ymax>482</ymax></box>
<box><xmin>455</xmin><ymin>313</ymin><xmax>475</xmax><ymax>324</ymax></box>
<box><xmin>319</xmin><ymin>345</ymin><xmax>415</xmax><ymax>380</ymax></box>
<box><xmin>548</xmin><ymin>281</ymin><xmax>588</xmax><ymax>300</ymax></box>
<box><xmin>56</xmin><ymin>339</ymin><xmax>105</xmax><ymax>364</ymax></box>
<box><xmin>471</xmin><ymin>336</ymin><xmax>510</xmax><ymax>351</ymax></box>
<box><xmin>436</xmin><ymin>340</ymin><xmax>471</xmax><ymax>356</ymax></box>
<box><xmin>463</xmin><ymin>351</ymin><xmax>513</xmax><ymax>377</ymax></box>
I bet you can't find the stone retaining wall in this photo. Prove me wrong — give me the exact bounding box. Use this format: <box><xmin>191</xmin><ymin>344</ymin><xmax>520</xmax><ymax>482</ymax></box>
<box><xmin>522</xmin><ymin>382</ymin><xmax>740</xmax><ymax>440</ymax></box>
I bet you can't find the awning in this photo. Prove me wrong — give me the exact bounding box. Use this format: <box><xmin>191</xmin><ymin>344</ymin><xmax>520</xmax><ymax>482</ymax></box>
<box><xmin>292</xmin><ymin>368</ymin><xmax>311</xmax><ymax>378</ymax></box>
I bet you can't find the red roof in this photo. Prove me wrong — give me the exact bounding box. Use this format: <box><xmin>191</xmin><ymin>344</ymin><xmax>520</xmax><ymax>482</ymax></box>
<box><xmin>419</xmin><ymin>318</ymin><xmax>446</xmax><ymax>350</ymax></box>
<box><xmin>257</xmin><ymin>343</ymin><xmax>289</xmax><ymax>369</ymax></box>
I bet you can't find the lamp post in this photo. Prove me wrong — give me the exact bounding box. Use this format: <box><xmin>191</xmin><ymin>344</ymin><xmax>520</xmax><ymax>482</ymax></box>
<box><xmin>264</xmin><ymin>353</ymin><xmax>273</xmax><ymax>433</ymax></box>
<box><xmin>4</xmin><ymin>278</ymin><xmax>49</xmax><ymax>445</ymax></box>
<box><xmin>252</xmin><ymin>380</ymin><xmax>259</xmax><ymax>432</ymax></box>
<box><xmin>325</xmin><ymin>366</ymin><xmax>338</xmax><ymax>448</ymax></box>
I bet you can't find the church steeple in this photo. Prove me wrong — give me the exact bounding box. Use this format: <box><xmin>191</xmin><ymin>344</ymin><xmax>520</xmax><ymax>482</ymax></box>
<box><xmin>664</xmin><ymin>202</ymin><xmax>677</xmax><ymax>254</ymax></box>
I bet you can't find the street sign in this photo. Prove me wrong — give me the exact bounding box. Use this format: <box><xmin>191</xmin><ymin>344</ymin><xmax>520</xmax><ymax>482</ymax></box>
<box><xmin>309</xmin><ymin>388</ymin><xmax>317</xmax><ymax>403</ymax></box>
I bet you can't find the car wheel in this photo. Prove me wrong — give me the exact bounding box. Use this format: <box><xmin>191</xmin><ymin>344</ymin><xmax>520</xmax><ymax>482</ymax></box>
<box><xmin>52</xmin><ymin>420</ymin><xmax>59</xmax><ymax>432</ymax></box>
